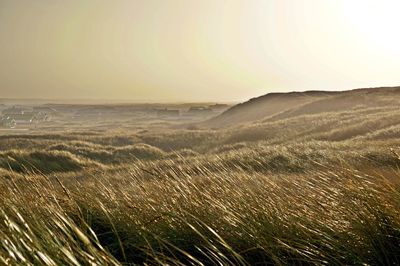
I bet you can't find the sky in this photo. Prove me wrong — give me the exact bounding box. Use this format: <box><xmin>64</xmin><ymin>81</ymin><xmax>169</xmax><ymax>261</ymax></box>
<box><xmin>0</xmin><ymin>0</ymin><xmax>399</xmax><ymax>102</ymax></box>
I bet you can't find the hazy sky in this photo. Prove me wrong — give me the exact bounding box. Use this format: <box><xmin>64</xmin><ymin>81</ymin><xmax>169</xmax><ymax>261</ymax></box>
<box><xmin>0</xmin><ymin>0</ymin><xmax>399</xmax><ymax>102</ymax></box>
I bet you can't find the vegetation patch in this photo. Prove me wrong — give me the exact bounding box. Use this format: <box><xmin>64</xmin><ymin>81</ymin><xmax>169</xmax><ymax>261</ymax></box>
<box><xmin>0</xmin><ymin>150</ymin><xmax>92</xmax><ymax>174</ymax></box>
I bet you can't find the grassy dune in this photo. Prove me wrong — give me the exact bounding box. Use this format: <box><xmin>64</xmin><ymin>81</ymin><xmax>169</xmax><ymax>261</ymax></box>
<box><xmin>2</xmin><ymin>93</ymin><xmax>400</xmax><ymax>264</ymax></box>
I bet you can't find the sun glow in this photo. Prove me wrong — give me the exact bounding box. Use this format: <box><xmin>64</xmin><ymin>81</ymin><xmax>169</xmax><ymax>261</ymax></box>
<box><xmin>340</xmin><ymin>0</ymin><xmax>400</xmax><ymax>57</ymax></box>
<box><xmin>0</xmin><ymin>0</ymin><xmax>399</xmax><ymax>101</ymax></box>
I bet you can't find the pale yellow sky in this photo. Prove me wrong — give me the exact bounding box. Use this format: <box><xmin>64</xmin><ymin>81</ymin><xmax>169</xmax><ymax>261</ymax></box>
<box><xmin>0</xmin><ymin>0</ymin><xmax>399</xmax><ymax>102</ymax></box>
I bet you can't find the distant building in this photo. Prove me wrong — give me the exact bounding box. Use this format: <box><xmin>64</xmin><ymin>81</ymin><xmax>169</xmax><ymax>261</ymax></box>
<box><xmin>1</xmin><ymin>106</ymin><xmax>27</xmax><ymax>115</ymax></box>
<box><xmin>35</xmin><ymin>112</ymin><xmax>52</xmax><ymax>122</ymax></box>
<box><xmin>156</xmin><ymin>108</ymin><xmax>180</xmax><ymax>117</ymax></box>
<box><xmin>209</xmin><ymin>103</ymin><xmax>229</xmax><ymax>111</ymax></box>
<box><xmin>33</xmin><ymin>106</ymin><xmax>57</xmax><ymax>115</ymax></box>
<box><xmin>33</xmin><ymin>106</ymin><xmax>57</xmax><ymax>122</ymax></box>
<box><xmin>0</xmin><ymin>116</ymin><xmax>16</xmax><ymax>128</ymax></box>
<box><xmin>187</xmin><ymin>106</ymin><xmax>213</xmax><ymax>116</ymax></box>
<box><xmin>6</xmin><ymin>113</ymin><xmax>36</xmax><ymax>125</ymax></box>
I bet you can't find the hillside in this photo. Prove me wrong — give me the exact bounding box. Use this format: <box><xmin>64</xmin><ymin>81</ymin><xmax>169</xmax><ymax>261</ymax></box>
<box><xmin>3</xmin><ymin>90</ymin><xmax>400</xmax><ymax>264</ymax></box>
<box><xmin>203</xmin><ymin>86</ymin><xmax>400</xmax><ymax>128</ymax></box>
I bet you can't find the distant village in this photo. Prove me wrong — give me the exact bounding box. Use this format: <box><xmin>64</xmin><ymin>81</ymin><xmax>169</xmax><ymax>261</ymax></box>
<box><xmin>0</xmin><ymin>106</ymin><xmax>56</xmax><ymax>129</ymax></box>
<box><xmin>0</xmin><ymin>103</ymin><xmax>230</xmax><ymax>129</ymax></box>
<box><xmin>155</xmin><ymin>104</ymin><xmax>227</xmax><ymax>118</ymax></box>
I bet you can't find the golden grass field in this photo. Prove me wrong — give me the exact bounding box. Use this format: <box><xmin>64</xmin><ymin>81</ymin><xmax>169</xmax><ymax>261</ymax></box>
<box><xmin>1</xmin><ymin>88</ymin><xmax>400</xmax><ymax>265</ymax></box>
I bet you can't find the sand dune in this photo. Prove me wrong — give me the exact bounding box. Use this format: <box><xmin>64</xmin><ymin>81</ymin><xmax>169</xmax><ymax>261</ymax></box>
<box><xmin>204</xmin><ymin>86</ymin><xmax>400</xmax><ymax>128</ymax></box>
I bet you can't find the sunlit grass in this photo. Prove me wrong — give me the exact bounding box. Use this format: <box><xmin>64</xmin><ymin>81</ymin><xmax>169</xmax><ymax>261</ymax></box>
<box><xmin>1</xmin><ymin>104</ymin><xmax>400</xmax><ymax>264</ymax></box>
<box><xmin>1</xmin><ymin>155</ymin><xmax>400</xmax><ymax>265</ymax></box>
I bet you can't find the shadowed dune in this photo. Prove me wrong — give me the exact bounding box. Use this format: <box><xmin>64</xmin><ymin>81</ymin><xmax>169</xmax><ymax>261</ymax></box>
<box><xmin>0</xmin><ymin>150</ymin><xmax>96</xmax><ymax>174</ymax></box>
<box><xmin>204</xmin><ymin>86</ymin><xmax>400</xmax><ymax>128</ymax></box>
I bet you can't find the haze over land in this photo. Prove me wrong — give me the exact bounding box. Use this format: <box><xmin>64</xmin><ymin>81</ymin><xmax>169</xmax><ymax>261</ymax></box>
<box><xmin>2</xmin><ymin>1</ymin><xmax>400</xmax><ymax>265</ymax></box>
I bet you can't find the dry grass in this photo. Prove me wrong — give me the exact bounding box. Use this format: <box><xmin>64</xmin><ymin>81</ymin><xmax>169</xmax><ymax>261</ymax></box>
<box><xmin>1</xmin><ymin>103</ymin><xmax>400</xmax><ymax>264</ymax></box>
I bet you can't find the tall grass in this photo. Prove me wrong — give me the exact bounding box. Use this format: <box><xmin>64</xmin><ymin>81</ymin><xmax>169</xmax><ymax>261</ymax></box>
<box><xmin>1</xmin><ymin>155</ymin><xmax>400</xmax><ymax>265</ymax></box>
<box><xmin>1</xmin><ymin>103</ymin><xmax>400</xmax><ymax>264</ymax></box>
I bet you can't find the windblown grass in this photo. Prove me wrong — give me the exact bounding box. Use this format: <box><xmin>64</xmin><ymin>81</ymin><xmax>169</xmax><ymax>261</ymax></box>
<box><xmin>1</xmin><ymin>103</ymin><xmax>400</xmax><ymax>264</ymax></box>
<box><xmin>0</xmin><ymin>150</ymin><xmax>94</xmax><ymax>174</ymax></box>
<box><xmin>2</xmin><ymin>159</ymin><xmax>400</xmax><ymax>265</ymax></box>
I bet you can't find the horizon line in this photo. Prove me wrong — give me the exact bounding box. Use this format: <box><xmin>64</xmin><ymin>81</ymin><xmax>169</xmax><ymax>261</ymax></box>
<box><xmin>1</xmin><ymin>85</ymin><xmax>399</xmax><ymax>105</ymax></box>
